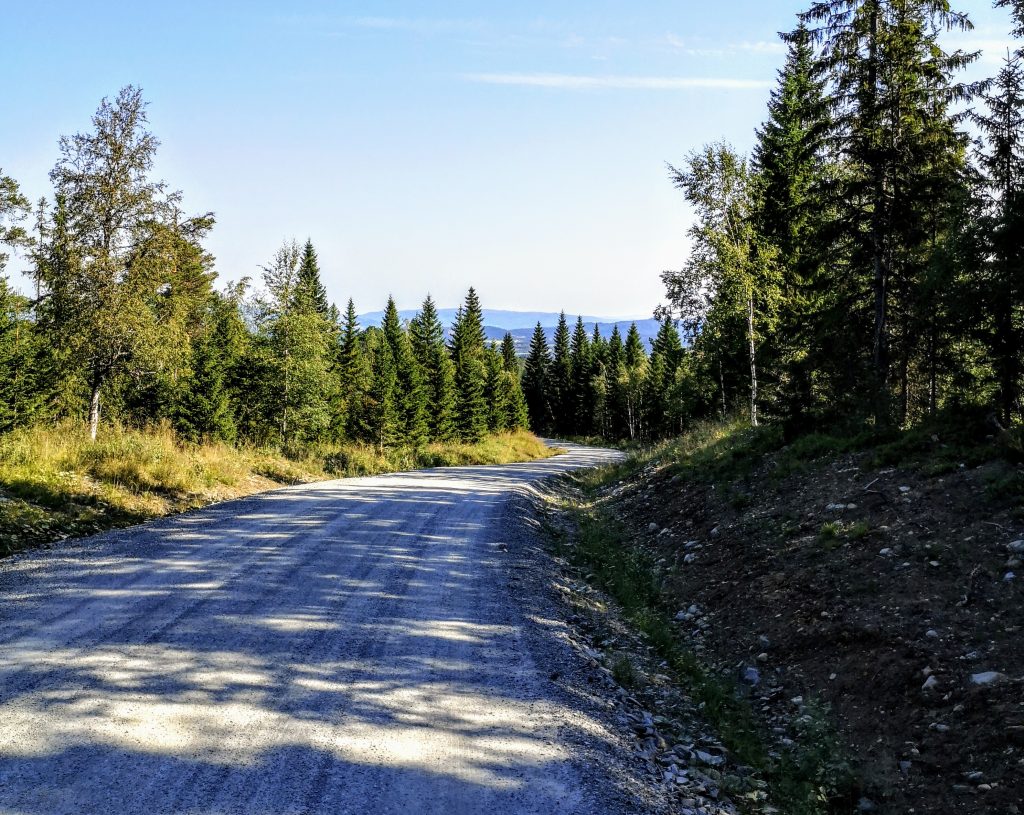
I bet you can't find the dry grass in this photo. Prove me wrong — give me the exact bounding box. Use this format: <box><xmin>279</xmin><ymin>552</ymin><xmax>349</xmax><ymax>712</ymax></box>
<box><xmin>0</xmin><ymin>423</ymin><xmax>554</xmax><ymax>556</ymax></box>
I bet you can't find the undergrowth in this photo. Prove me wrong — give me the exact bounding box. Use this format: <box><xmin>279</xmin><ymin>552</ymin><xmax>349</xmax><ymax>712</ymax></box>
<box><xmin>0</xmin><ymin>423</ymin><xmax>554</xmax><ymax>556</ymax></box>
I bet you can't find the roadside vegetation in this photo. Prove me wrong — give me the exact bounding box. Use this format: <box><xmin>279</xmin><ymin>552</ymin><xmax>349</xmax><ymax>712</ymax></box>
<box><xmin>0</xmin><ymin>424</ymin><xmax>552</xmax><ymax>557</ymax></box>
<box><xmin>548</xmin><ymin>409</ymin><xmax>1023</xmax><ymax>813</ymax></box>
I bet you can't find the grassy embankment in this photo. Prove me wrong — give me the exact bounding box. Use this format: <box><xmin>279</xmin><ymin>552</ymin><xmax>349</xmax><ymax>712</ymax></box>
<box><xmin>548</xmin><ymin>411</ymin><xmax>1023</xmax><ymax>815</ymax></box>
<box><xmin>0</xmin><ymin>423</ymin><xmax>556</xmax><ymax>556</ymax></box>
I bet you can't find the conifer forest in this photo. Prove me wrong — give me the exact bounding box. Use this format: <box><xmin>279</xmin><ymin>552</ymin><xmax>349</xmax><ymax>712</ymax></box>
<box><xmin>3</xmin><ymin>2</ymin><xmax>1024</xmax><ymax>453</ymax></box>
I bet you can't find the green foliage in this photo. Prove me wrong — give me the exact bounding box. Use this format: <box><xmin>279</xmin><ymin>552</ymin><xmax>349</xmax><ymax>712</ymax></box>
<box><xmin>450</xmin><ymin>288</ymin><xmax>488</xmax><ymax>442</ymax></box>
<box><xmin>382</xmin><ymin>296</ymin><xmax>428</xmax><ymax>447</ymax></box>
<box><xmin>522</xmin><ymin>322</ymin><xmax>553</xmax><ymax>434</ymax></box>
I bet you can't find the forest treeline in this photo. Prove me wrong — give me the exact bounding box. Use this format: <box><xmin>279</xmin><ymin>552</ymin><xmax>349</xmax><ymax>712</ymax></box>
<box><xmin>0</xmin><ymin>88</ymin><xmax>529</xmax><ymax>449</ymax></box>
<box><xmin>2</xmin><ymin>0</ymin><xmax>1024</xmax><ymax>452</ymax></box>
<box><xmin>649</xmin><ymin>0</ymin><xmax>1024</xmax><ymax>437</ymax></box>
<box><xmin>509</xmin><ymin>0</ymin><xmax>1024</xmax><ymax>444</ymax></box>
<box><xmin>520</xmin><ymin>0</ymin><xmax>1024</xmax><ymax>442</ymax></box>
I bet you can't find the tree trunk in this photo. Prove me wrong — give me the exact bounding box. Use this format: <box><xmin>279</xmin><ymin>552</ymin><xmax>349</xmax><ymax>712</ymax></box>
<box><xmin>719</xmin><ymin>359</ymin><xmax>727</xmax><ymax>416</ymax></box>
<box><xmin>866</xmin><ymin>0</ymin><xmax>891</xmax><ymax>422</ymax></box>
<box><xmin>747</xmin><ymin>293</ymin><xmax>758</xmax><ymax>427</ymax></box>
<box><xmin>89</xmin><ymin>381</ymin><xmax>101</xmax><ymax>441</ymax></box>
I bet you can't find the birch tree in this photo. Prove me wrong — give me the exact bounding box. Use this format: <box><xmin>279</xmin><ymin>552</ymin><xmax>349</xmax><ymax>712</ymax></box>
<box><xmin>665</xmin><ymin>143</ymin><xmax>779</xmax><ymax>427</ymax></box>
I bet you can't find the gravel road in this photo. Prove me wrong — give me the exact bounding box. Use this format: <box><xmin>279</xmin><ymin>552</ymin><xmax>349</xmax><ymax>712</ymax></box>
<box><xmin>0</xmin><ymin>443</ymin><xmax>647</xmax><ymax>815</ymax></box>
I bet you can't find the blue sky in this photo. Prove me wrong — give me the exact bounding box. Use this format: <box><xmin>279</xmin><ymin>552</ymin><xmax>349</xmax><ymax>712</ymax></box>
<box><xmin>2</xmin><ymin>1</ymin><xmax>1016</xmax><ymax>317</ymax></box>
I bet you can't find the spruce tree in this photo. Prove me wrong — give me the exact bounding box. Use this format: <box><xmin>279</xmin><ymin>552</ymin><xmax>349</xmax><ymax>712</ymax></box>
<box><xmin>569</xmin><ymin>316</ymin><xmax>593</xmax><ymax>436</ymax></box>
<box><xmin>605</xmin><ymin>325</ymin><xmax>626</xmax><ymax>440</ymax></box>
<box><xmin>382</xmin><ymin>295</ymin><xmax>428</xmax><ymax>446</ymax></box>
<box><xmin>498</xmin><ymin>332</ymin><xmax>530</xmax><ymax>430</ymax></box>
<box><xmin>338</xmin><ymin>298</ymin><xmax>368</xmax><ymax>439</ymax></box>
<box><xmin>800</xmin><ymin>0</ymin><xmax>977</xmax><ymax>421</ymax></box>
<box><xmin>484</xmin><ymin>343</ymin><xmax>507</xmax><ymax>432</ymax></box>
<box><xmin>970</xmin><ymin>52</ymin><xmax>1024</xmax><ymax>424</ymax></box>
<box><xmin>522</xmin><ymin>322</ymin><xmax>552</xmax><ymax>434</ymax></box>
<box><xmin>294</xmin><ymin>238</ymin><xmax>330</xmax><ymax>317</ymax></box>
<box><xmin>262</xmin><ymin>240</ymin><xmax>335</xmax><ymax>444</ymax></box>
<box><xmin>751</xmin><ymin>24</ymin><xmax>832</xmax><ymax>426</ymax></box>
<box><xmin>174</xmin><ymin>327</ymin><xmax>236</xmax><ymax>443</ymax></box>
<box><xmin>366</xmin><ymin>327</ymin><xmax>401</xmax><ymax>450</ymax></box>
<box><xmin>500</xmin><ymin>332</ymin><xmax>519</xmax><ymax>373</ymax></box>
<box><xmin>551</xmin><ymin>312</ymin><xmax>572</xmax><ymax>435</ymax></box>
<box><xmin>410</xmin><ymin>294</ymin><xmax>456</xmax><ymax>440</ymax></box>
<box><xmin>449</xmin><ymin>288</ymin><xmax>488</xmax><ymax>441</ymax></box>
<box><xmin>622</xmin><ymin>323</ymin><xmax>648</xmax><ymax>440</ymax></box>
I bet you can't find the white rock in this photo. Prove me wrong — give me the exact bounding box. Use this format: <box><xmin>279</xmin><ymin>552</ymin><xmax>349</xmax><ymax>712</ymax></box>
<box><xmin>648</xmin><ymin>522</ymin><xmax>659</xmax><ymax>532</ymax></box>
<box><xmin>925</xmin><ymin>629</ymin><xmax>939</xmax><ymax>639</ymax></box>
<box><xmin>921</xmin><ymin>675</ymin><xmax>939</xmax><ymax>691</ymax></box>
<box><xmin>1008</xmin><ymin>540</ymin><xmax>1024</xmax><ymax>554</ymax></box>
<box><xmin>1004</xmin><ymin>572</ymin><xmax>1016</xmax><ymax>582</ymax></box>
<box><xmin>970</xmin><ymin>671</ymin><xmax>1005</xmax><ymax>686</ymax></box>
<box><xmin>899</xmin><ymin>485</ymin><xmax>911</xmax><ymax>493</ymax></box>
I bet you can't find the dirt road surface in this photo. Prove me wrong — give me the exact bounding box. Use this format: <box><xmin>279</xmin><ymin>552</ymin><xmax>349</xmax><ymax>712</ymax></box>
<box><xmin>0</xmin><ymin>444</ymin><xmax>661</xmax><ymax>815</ymax></box>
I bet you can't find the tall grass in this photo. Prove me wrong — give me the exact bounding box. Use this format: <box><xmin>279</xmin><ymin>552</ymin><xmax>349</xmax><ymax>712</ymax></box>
<box><xmin>0</xmin><ymin>423</ymin><xmax>555</xmax><ymax>556</ymax></box>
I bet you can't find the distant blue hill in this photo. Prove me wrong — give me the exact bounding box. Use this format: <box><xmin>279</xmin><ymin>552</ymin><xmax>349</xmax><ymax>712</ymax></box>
<box><xmin>356</xmin><ymin>309</ymin><xmax>661</xmax><ymax>354</ymax></box>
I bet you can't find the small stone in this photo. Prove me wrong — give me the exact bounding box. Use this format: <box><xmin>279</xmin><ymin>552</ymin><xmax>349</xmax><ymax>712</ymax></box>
<box><xmin>790</xmin><ymin>696</ymin><xmax>804</xmax><ymax>706</ymax></box>
<box><xmin>922</xmin><ymin>675</ymin><xmax>940</xmax><ymax>692</ymax></box>
<box><xmin>1004</xmin><ymin>572</ymin><xmax>1016</xmax><ymax>582</ymax></box>
<box><xmin>757</xmin><ymin>652</ymin><xmax>769</xmax><ymax>663</ymax></box>
<box><xmin>648</xmin><ymin>522</ymin><xmax>659</xmax><ymax>532</ymax></box>
<box><xmin>1008</xmin><ymin>557</ymin><xmax>1022</xmax><ymax>569</ymax></box>
<box><xmin>857</xmin><ymin>797</ymin><xmax>878</xmax><ymax>812</ymax></box>
<box><xmin>742</xmin><ymin>667</ymin><xmax>761</xmax><ymax>686</ymax></box>
<box><xmin>694</xmin><ymin>750</ymin><xmax>724</xmax><ymax>767</ymax></box>
<box><xmin>683</xmin><ymin>553</ymin><xmax>698</xmax><ymax>564</ymax></box>
<box><xmin>970</xmin><ymin>671</ymin><xmax>1005</xmax><ymax>686</ymax></box>
<box><xmin>710</xmin><ymin>526</ymin><xmax>720</xmax><ymax>537</ymax></box>
<box><xmin>1008</xmin><ymin>540</ymin><xmax>1024</xmax><ymax>554</ymax></box>
<box><xmin>925</xmin><ymin>629</ymin><xmax>939</xmax><ymax>639</ymax></box>
<box><xmin>879</xmin><ymin>548</ymin><xmax>894</xmax><ymax>557</ymax></box>
<box><xmin>978</xmin><ymin>783</ymin><xmax>992</xmax><ymax>792</ymax></box>
<box><xmin>899</xmin><ymin>485</ymin><xmax>911</xmax><ymax>493</ymax></box>
<box><xmin>758</xmin><ymin>634</ymin><xmax>771</xmax><ymax>648</ymax></box>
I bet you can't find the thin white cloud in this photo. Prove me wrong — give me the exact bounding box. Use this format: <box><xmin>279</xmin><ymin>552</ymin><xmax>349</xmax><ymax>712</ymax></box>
<box><xmin>665</xmin><ymin>34</ymin><xmax>786</xmax><ymax>57</ymax></box>
<box><xmin>464</xmin><ymin>73</ymin><xmax>771</xmax><ymax>90</ymax></box>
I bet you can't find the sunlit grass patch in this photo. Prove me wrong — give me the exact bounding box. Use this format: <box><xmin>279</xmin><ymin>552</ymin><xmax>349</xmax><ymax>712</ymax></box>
<box><xmin>0</xmin><ymin>424</ymin><xmax>555</xmax><ymax>556</ymax></box>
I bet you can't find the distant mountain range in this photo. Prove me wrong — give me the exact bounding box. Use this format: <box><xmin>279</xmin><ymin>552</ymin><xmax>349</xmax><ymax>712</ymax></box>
<box><xmin>357</xmin><ymin>309</ymin><xmax>662</xmax><ymax>354</ymax></box>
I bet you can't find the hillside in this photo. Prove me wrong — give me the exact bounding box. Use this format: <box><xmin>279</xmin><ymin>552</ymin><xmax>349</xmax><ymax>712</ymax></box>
<box><xmin>357</xmin><ymin>308</ymin><xmax>664</xmax><ymax>353</ymax></box>
<box><xmin>550</xmin><ymin>417</ymin><xmax>1024</xmax><ymax>814</ymax></box>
